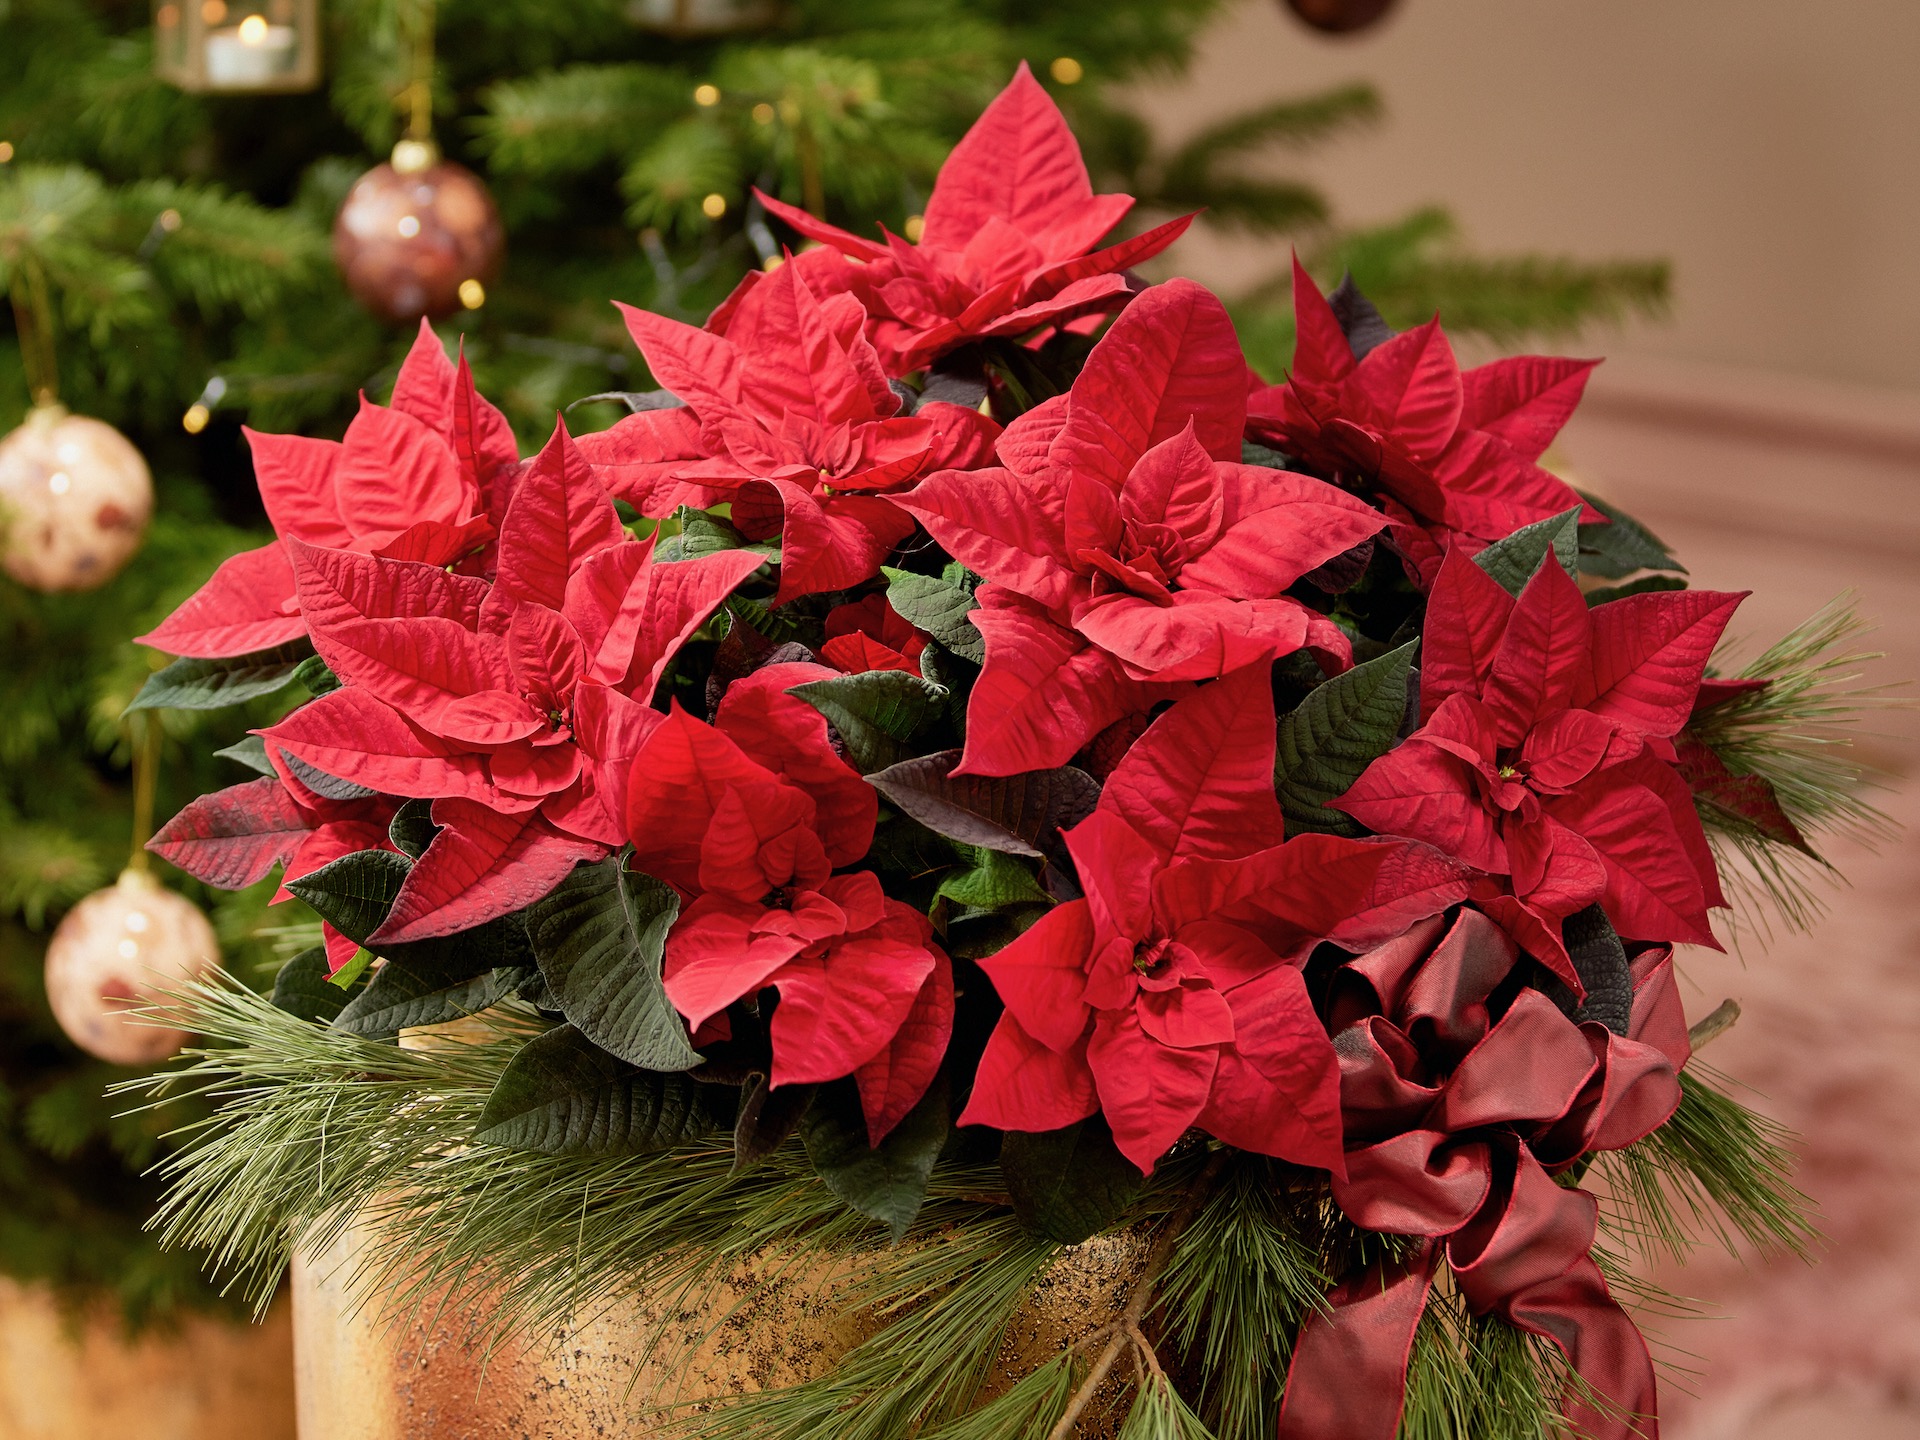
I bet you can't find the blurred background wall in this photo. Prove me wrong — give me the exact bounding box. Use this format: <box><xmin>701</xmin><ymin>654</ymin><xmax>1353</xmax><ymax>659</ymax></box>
<box><xmin>1140</xmin><ymin>0</ymin><xmax>1920</xmax><ymax>390</ymax></box>
<box><xmin>1146</xmin><ymin>6</ymin><xmax>1920</xmax><ymax>1439</ymax></box>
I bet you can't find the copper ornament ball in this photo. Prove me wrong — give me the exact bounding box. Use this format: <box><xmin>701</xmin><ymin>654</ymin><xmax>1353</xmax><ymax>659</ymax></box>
<box><xmin>1283</xmin><ymin>0</ymin><xmax>1400</xmax><ymax>34</ymax></box>
<box><xmin>0</xmin><ymin>405</ymin><xmax>153</xmax><ymax>592</ymax></box>
<box><xmin>44</xmin><ymin>870</ymin><xmax>220</xmax><ymax>1066</ymax></box>
<box><xmin>332</xmin><ymin>148</ymin><xmax>504</xmax><ymax>325</ymax></box>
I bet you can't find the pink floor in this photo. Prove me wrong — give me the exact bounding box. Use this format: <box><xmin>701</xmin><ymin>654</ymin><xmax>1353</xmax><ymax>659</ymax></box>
<box><xmin>1563</xmin><ymin>385</ymin><xmax>1920</xmax><ymax>1439</ymax></box>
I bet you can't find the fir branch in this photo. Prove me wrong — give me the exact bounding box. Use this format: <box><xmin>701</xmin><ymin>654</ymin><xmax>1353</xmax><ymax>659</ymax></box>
<box><xmin>478</xmin><ymin>64</ymin><xmax>694</xmax><ymax>177</ymax></box>
<box><xmin>1592</xmin><ymin>1066</ymin><xmax>1815</xmax><ymax>1267</ymax></box>
<box><xmin>1688</xmin><ymin>596</ymin><xmax>1900</xmax><ymax>935</ymax></box>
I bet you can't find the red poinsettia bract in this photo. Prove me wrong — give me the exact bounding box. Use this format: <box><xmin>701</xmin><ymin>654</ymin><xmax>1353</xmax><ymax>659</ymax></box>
<box><xmin>742</xmin><ymin>62</ymin><xmax>1192</xmax><ymax>375</ymax></box>
<box><xmin>820</xmin><ymin>594</ymin><xmax>928</xmax><ymax>676</ymax></box>
<box><xmin>1335</xmin><ymin>550</ymin><xmax>1743</xmax><ymax>968</ymax></box>
<box><xmin>961</xmin><ymin>666</ymin><xmax>1469</xmax><ymax>1174</ymax></box>
<box><xmin>581</xmin><ymin>258</ymin><xmax>997</xmax><ymax>604</ymax></box>
<box><xmin>626</xmin><ymin>664</ymin><xmax>951</xmax><ymax>1145</ymax></box>
<box><xmin>139</xmin><ymin>324</ymin><xmax>516</xmax><ymax>658</ymax></box>
<box><xmin>257</xmin><ymin>422</ymin><xmax>762</xmax><ymax>944</ymax></box>
<box><xmin>1246</xmin><ymin>258</ymin><xmax>1601</xmax><ymax>566</ymax></box>
<box><xmin>899</xmin><ymin>279</ymin><xmax>1385</xmax><ymax>775</ymax></box>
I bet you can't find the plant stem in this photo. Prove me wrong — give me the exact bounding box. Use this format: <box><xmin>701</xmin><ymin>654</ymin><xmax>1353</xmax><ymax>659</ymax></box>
<box><xmin>1044</xmin><ymin>1150</ymin><xmax>1227</xmax><ymax>1440</ymax></box>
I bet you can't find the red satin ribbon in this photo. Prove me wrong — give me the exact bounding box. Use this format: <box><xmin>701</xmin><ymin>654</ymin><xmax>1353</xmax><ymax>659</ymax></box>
<box><xmin>1276</xmin><ymin>909</ymin><xmax>1690</xmax><ymax>1440</ymax></box>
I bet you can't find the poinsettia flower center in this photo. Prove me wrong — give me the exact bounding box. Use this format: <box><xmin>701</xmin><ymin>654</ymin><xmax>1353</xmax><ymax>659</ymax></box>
<box><xmin>1132</xmin><ymin>935</ymin><xmax>1175</xmax><ymax>977</ymax></box>
<box><xmin>760</xmin><ymin>885</ymin><xmax>798</xmax><ymax>911</ymax></box>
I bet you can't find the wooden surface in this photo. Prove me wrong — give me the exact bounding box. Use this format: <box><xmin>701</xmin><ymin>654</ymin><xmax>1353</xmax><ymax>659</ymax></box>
<box><xmin>0</xmin><ymin>1279</ymin><xmax>293</xmax><ymax>1440</ymax></box>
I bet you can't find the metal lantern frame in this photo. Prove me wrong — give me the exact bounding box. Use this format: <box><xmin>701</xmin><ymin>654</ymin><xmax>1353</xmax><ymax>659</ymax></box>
<box><xmin>154</xmin><ymin>0</ymin><xmax>322</xmax><ymax>94</ymax></box>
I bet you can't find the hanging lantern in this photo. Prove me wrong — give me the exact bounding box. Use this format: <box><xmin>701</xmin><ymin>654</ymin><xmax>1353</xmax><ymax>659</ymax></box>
<box><xmin>0</xmin><ymin>404</ymin><xmax>153</xmax><ymax>592</ymax></box>
<box><xmin>153</xmin><ymin>0</ymin><xmax>322</xmax><ymax>94</ymax></box>
<box><xmin>1282</xmin><ymin>0</ymin><xmax>1400</xmax><ymax>34</ymax></box>
<box><xmin>625</xmin><ymin>0</ymin><xmax>777</xmax><ymax>35</ymax></box>
<box><xmin>333</xmin><ymin>140</ymin><xmax>505</xmax><ymax>325</ymax></box>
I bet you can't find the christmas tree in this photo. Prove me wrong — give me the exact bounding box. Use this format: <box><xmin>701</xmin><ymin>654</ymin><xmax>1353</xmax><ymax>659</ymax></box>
<box><xmin>0</xmin><ymin>0</ymin><xmax>1667</xmax><ymax>1323</ymax></box>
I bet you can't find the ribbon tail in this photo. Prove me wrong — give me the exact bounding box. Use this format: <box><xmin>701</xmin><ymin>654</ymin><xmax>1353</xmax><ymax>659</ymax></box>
<box><xmin>1505</xmin><ymin>1255</ymin><xmax>1659</xmax><ymax>1440</ymax></box>
<box><xmin>1276</xmin><ymin>1242</ymin><xmax>1440</xmax><ymax>1440</ymax></box>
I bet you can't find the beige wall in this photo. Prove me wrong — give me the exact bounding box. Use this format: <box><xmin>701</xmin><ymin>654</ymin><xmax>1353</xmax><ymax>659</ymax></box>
<box><xmin>1135</xmin><ymin>0</ymin><xmax>1920</xmax><ymax>393</ymax></box>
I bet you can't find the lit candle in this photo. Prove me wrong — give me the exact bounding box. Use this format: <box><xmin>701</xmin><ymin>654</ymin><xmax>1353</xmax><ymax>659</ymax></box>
<box><xmin>203</xmin><ymin>14</ymin><xmax>297</xmax><ymax>87</ymax></box>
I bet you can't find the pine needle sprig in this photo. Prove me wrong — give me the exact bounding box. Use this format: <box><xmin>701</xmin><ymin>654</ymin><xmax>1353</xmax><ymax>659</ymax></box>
<box><xmin>1591</xmin><ymin>1067</ymin><xmax>1816</xmax><ymax>1267</ymax></box>
<box><xmin>1154</xmin><ymin>1157</ymin><xmax>1331</xmax><ymax>1440</ymax></box>
<box><xmin>1689</xmin><ymin>596</ymin><xmax>1901</xmax><ymax>935</ymax></box>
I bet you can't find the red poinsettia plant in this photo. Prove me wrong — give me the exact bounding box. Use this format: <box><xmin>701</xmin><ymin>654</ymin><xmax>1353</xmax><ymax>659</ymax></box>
<box><xmin>137</xmin><ymin>66</ymin><xmax>1828</xmax><ymax>1440</ymax></box>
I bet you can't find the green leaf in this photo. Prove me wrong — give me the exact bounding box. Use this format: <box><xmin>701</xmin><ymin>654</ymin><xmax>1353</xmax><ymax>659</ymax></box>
<box><xmin>1471</xmin><ymin>506</ymin><xmax>1581</xmax><ymax>596</ymax></box>
<box><xmin>935</xmin><ymin>847</ymin><xmax>1052</xmax><ymax>910</ymax></box>
<box><xmin>524</xmin><ymin>858</ymin><xmax>698</xmax><ymax>1071</ymax></box>
<box><xmin>286</xmin><ymin>848</ymin><xmax>533</xmax><ymax>980</ymax></box>
<box><xmin>1240</xmin><ymin>439</ymin><xmax>1293</xmax><ymax>469</ymax></box>
<box><xmin>1576</xmin><ymin>490</ymin><xmax>1686</xmax><ymax>580</ymax></box>
<box><xmin>269</xmin><ymin>946</ymin><xmax>361</xmax><ymax>1024</ymax></box>
<box><xmin>333</xmin><ymin>959</ymin><xmax>529</xmax><ymax>1038</ymax></box>
<box><xmin>1561</xmin><ymin>903</ymin><xmax>1632</xmax><ymax>1036</ymax></box>
<box><xmin>285</xmin><ymin>849</ymin><xmax>409</xmax><ymax>944</ymax></box>
<box><xmin>291</xmin><ymin>654</ymin><xmax>340</xmax><ymax>696</ymax></box>
<box><xmin>123</xmin><ymin>640</ymin><xmax>313</xmax><ymax>714</ymax></box>
<box><xmin>802</xmin><ymin>1073</ymin><xmax>949</xmax><ymax>1241</ymax></box>
<box><xmin>656</xmin><ymin>505</ymin><xmax>777</xmax><ymax>563</ymax></box>
<box><xmin>786</xmin><ymin>670</ymin><xmax>950</xmax><ymax>773</ymax></box>
<box><xmin>866</xmin><ymin>749</ymin><xmax>1099</xmax><ymax>858</ymax></box>
<box><xmin>1000</xmin><ymin>1115</ymin><xmax>1143</xmax><ymax>1245</ymax></box>
<box><xmin>732</xmin><ymin>1072</ymin><xmax>816</xmax><ymax>1173</ymax></box>
<box><xmin>882</xmin><ymin>567</ymin><xmax>984</xmax><ymax>663</ymax></box>
<box><xmin>475</xmin><ymin>1025</ymin><xmax>718</xmax><ymax>1155</ymax></box>
<box><xmin>387</xmin><ymin>799</ymin><xmax>438</xmax><ymax>860</ymax></box>
<box><xmin>1585</xmin><ymin>574</ymin><xmax>1688</xmax><ymax>606</ymax></box>
<box><xmin>1274</xmin><ymin>640</ymin><xmax>1418</xmax><ymax>837</ymax></box>
<box><xmin>328</xmin><ymin>947</ymin><xmax>374</xmax><ymax>989</ymax></box>
<box><xmin>213</xmin><ymin>735</ymin><xmax>276</xmax><ymax>776</ymax></box>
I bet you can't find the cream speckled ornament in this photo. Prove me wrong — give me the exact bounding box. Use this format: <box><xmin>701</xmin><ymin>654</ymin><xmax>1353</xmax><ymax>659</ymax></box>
<box><xmin>0</xmin><ymin>405</ymin><xmax>154</xmax><ymax>592</ymax></box>
<box><xmin>45</xmin><ymin>870</ymin><xmax>219</xmax><ymax>1065</ymax></box>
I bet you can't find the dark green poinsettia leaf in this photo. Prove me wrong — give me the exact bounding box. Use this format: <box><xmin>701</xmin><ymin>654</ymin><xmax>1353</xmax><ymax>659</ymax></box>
<box><xmin>1561</xmin><ymin>904</ymin><xmax>1632</xmax><ymax>1036</ymax></box>
<box><xmin>124</xmin><ymin>640</ymin><xmax>314</xmax><ymax>714</ymax></box>
<box><xmin>291</xmin><ymin>654</ymin><xmax>341</xmax><ymax>696</ymax></box>
<box><xmin>1000</xmin><ymin>1114</ymin><xmax>1143</xmax><ymax>1244</ymax></box>
<box><xmin>286</xmin><ymin>849</ymin><xmax>409</xmax><ymax>944</ymax></box>
<box><xmin>727</xmin><ymin>593</ymin><xmax>827</xmax><ymax>651</ymax></box>
<box><xmin>283</xmin><ymin>753</ymin><xmax>376</xmax><ymax>800</ymax></box>
<box><xmin>1240</xmin><ymin>439</ymin><xmax>1293</xmax><ymax>469</ymax></box>
<box><xmin>732</xmin><ymin>1071</ymin><xmax>816</xmax><ymax>1173</ymax></box>
<box><xmin>269</xmin><ymin>946</ymin><xmax>362</xmax><ymax>1024</ymax></box>
<box><xmin>388</xmin><ymin>799</ymin><xmax>438</xmax><ymax>859</ymax></box>
<box><xmin>333</xmin><ymin>959</ymin><xmax>531</xmax><ymax>1039</ymax></box>
<box><xmin>882</xmin><ymin>567</ymin><xmax>984</xmax><ymax>663</ymax></box>
<box><xmin>1274</xmin><ymin>640</ymin><xmax>1418</xmax><ymax>837</ymax></box>
<box><xmin>1327</xmin><ymin>272</ymin><xmax>1395</xmax><ymax>359</ymax></box>
<box><xmin>568</xmin><ymin>388</ymin><xmax>683</xmax><ymax>414</ymax></box>
<box><xmin>287</xmin><ymin>849</ymin><xmax>532</xmax><ymax>987</ymax></box>
<box><xmin>1575</xmin><ymin>490</ymin><xmax>1687</xmax><ymax>581</ymax></box>
<box><xmin>866</xmin><ymin>749</ymin><xmax>1099</xmax><ymax>858</ymax></box>
<box><xmin>787</xmin><ymin>670</ymin><xmax>950</xmax><ymax>773</ymax></box>
<box><xmin>1585</xmin><ymin>574</ymin><xmax>1689</xmax><ymax>606</ymax></box>
<box><xmin>213</xmin><ymin>734</ymin><xmax>276</xmax><ymax>776</ymax></box>
<box><xmin>935</xmin><ymin>847</ymin><xmax>1052</xmax><ymax>910</ymax></box>
<box><xmin>1472</xmin><ymin>506</ymin><xmax>1581</xmax><ymax>596</ymax></box>
<box><xmin>475</xmin><ymin>1024</ymin><xmax>718</xmax><ymax>1155</ymax></box>
<box><xmin>802</xmin><ymin>1074</ymin><xmax>950</xmax><ymax>1242</ymax></box>
<box><xmin>524</xmin><ymin>858</ymin><xmax>698</xmax><ymax>1072</ymax></box>
<box><xmin>866</xmin><ymin>813</ymin><xmax>965</xmax><ymax>878</ymax></box>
